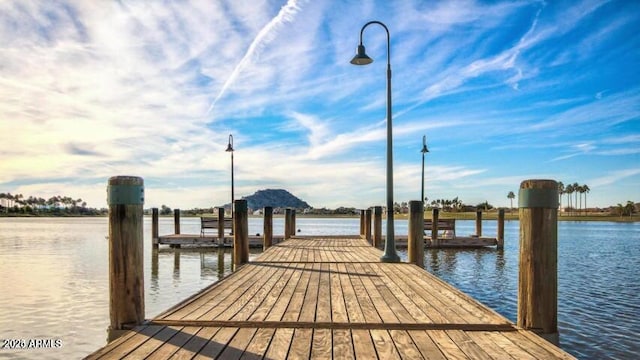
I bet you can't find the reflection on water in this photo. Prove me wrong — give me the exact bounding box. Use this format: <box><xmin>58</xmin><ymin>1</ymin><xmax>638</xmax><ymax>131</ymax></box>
<box><xmin>0</xmin><ymin>217</ymin><xmax>638</xmax><ymax>359</ymax></box>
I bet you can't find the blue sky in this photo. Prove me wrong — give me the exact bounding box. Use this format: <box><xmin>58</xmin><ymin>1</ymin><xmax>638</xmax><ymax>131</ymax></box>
<box><xmin>0</xmin><ymin>0</ymin><xmax>638</xmax><ymax>210</ymax></box>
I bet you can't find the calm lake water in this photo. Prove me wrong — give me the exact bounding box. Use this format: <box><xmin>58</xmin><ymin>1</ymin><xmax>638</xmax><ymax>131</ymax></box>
<box><xmin>0</xmin><ymin>217</ymin><xmax>638</xmax><ymax>359</ymax></box>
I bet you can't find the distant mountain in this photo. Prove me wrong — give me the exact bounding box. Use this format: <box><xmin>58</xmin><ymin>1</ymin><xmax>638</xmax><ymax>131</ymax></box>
<box><xmin>238</xmin><ymin>189</ymin><xmax>311</xmax><ymax>210</ymax></box>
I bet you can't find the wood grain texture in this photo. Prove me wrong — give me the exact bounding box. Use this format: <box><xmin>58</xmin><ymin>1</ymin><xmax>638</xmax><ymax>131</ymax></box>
<box><xmin>88</xmin><ymin>236</ymin><xmax>575</xmax><ymax>360</ymax></box>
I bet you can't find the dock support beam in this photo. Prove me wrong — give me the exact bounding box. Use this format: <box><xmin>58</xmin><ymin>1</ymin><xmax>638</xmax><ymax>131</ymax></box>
<box><xmin>233</xmin><ymin>199</ymin><xmax>249</xmax><ymax>269</ymax></box>
<box><xmin>263</xmin><ymin>206</ymin><xmax>273</xmax><ymax>249</ymax></box>
<box><xmin>217</xmin><ymin>207</ymin><xmax>225</xmax><ymax>246</ymax></box>
<box><xmin>408</xmin><ymin>201</ymin><xmax>424</xmax><ymax>268</ymax></box>
<box><xmin>497</xmin><ymin>209</ymin><xmax>505</xmax><ymax>249</ymax></box>
<box><xmin>518</xmin><ymin>179</ymin><xmax>559</xmax><ymax>344</ymax></box>
<box><xmin>151</xmin><ymin>207</ymin><xmax>158</xmax><ymax>248</ymax></box>
<box><xmin>373</xmin><ymin>206</ymin><xmax>382</xmax><ymax>248</ymax></box>
<box><xmin>107</xmin><ymin>176</ymin><xmax>145</xmax><ymax>342</ymax></box>
<box><xmin>431</xmin><ymin>208</ymin><xmax>440</xmax><ymax>247</ymax></box>
<box><xmin>364</xmin><ymin>208</ymin><xmax>372</xmax><ymax>243</ymax></box>
<box><xmin>359</xmin><ymin>210</ymin><xmax>366</xmax><ymax>237</ymax></box>
<box><xmin>475</xmin><ymin>210</ymin><xmax>482</xmax><ymax>237</ymax></box>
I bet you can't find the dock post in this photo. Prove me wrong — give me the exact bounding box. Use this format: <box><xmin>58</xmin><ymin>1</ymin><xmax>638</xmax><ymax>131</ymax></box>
<box><xmin>373</xmin><ymin>206</ymin><xmax>382</xmax><ymax>248</ymax></box>
<box><xmin>408</xmin><ymin>201</ymin><xmax>424</xmax><ymax>268</ymax></box>
<box><xmin>360</xmin><ymin>210</ymin><xmax>366</xmax><ymax>237</ymax></box>
<box><xmin>431</xmin><ymin>208</ymin><xmax>440</xmax><ymax>247</ymax></box>
<box><xmin>264</xmin><ymin>206</ymin><xmax>273</xmax><ymax>249</ymax></box>
<box><xmin>172</xmin><ymin>208</ymin><xmax>181</xmax><ymax>248</ymax></box>
<box><xmin>291</xmin><ymin>209</ymin><xmax>296</xmax><ymax>236</ymax></box>
<box><xmin>151</xmin><ymin>207</ymin><xmax>158</xmax><ymax>248</ymax></box>
<box><xmin>233</xmin><ymin>199</ymin><xmax>249</xmax><ymax>269</ymax></box>
<box><xmin>497</xmin><ymin>209</ymin><xmax>505</xmax><ymax>249</ymax></box>
<box><xmin>174</xmin><ymin>209</ymin><xmax>181</xmax><ymax>234</ymax></box>
<box><xmin>217</xmin><ymin>207</ymin><xmax>225</xmax><ymax>246</ymax></box>
<box><xmin>284</xmin><ymin>209</ymin><xmax>292</xmax><ymax>239</ymax></box>
<box><xmin>107</xmin><ymin>176</ymin><xmax>145</xmax><ymax>342</ymax></box>
<box><xmin>364</xmin><ymin>208</ymin><xmax>372</xmax><ymax>243</ymax></box>
<box><xmin>475</xmin><ymin>210</ymin><xmax>482</xmax><ymax>237</ymax></box>
<box><xmin>518</xmin><ymin>179</ymin><xmax>559</xmax><ymax>344</ymax></box>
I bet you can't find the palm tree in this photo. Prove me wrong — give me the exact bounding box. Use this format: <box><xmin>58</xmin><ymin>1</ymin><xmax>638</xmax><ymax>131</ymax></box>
<box><xmin>507</xmin><ymin>191</ymin><xmax>515</xmax><ymax>212</ymax></box>
<box><xmin>558</xmin><ymin>182</ymin><xmax>565</xmax><ymax>215</ymax></box>
<box><xmin>572</xmin><ymin>182</ymin><xmax>580</xmax><ymax>215</ymax></box>
<box><xmin>582</xmin><ymin>184</ymin><xmax>590</xmax><ymax>215</ymax></box>
<box><xmin>576</xmin><ymin>185</ymin><xmax>583</xmax><ymax>215</ymax></box>
<box><xmin>565</xmin><ymin>184</ymin><xmax>574</xmax><ymax>214</ymax></box>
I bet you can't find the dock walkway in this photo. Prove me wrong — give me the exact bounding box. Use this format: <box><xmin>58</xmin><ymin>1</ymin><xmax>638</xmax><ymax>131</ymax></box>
<box><xmin>87</xmin><ymin>236</ymin><xmax>574</xmax><ymax>359</ymax></box>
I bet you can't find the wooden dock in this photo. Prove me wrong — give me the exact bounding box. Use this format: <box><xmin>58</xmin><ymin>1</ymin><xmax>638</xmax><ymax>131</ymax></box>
<box><xmin>157</xmin><ymin>234</ymin><xmax>285</xmax><ymax>248</ymax></box>
<box><xmin>87</xmin><ymin>236</ymin><xmax>574</xmax><ymax>359</ymax></box>
<box><xmin>158</xmin><ymin>234</ymin><xmax>496</xmax><ymax>248</ymax></box>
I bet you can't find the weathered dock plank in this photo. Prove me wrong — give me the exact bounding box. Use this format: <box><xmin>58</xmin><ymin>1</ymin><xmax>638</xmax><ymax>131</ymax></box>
<box><xmin>87</xmin><ymin>236</ymin><xmax>575</xmax><ymax>359</ymax></box>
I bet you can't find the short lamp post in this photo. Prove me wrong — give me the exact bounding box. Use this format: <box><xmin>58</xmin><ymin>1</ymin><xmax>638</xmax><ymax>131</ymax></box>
<box><xmin>351</xmin><ymin>20</ymin><xmax>399</xmax><ymax>262</ymax></box>
<box><xmin>225</xmin><ymin>134</ymin><xmax>234</xmax><ymax>223</ymax></box>
<box><xmin>421</xmin><ymin>135</ymin><xmax>429</xmax><ymax>208</ymax></box>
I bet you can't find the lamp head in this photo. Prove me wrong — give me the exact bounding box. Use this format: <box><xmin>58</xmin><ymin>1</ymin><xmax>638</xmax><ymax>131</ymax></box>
<box><xmin>421</xmin><ymin>135</ymin><xmax>429</xmax><ymax>153</ymax></box>
<box><xmin>350</xmin><ymin>44</ymin><xmax>373</xmax><ymax>65</ymax></box>
<box><xmin>226</xmin><ymin>134</ymin><xmax>234</xmax><ymax>152</ymax></box>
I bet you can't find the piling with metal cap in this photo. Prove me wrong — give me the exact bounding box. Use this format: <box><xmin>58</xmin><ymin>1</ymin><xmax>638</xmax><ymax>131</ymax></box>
<box><xmin>107</xmin><ymin>176</ymin><xmax>145</xmax><ymax>342</ymax></box>
<box><xmin>518</xmin><ymin>179</ymin><xmax>559</xmax><ymax>344</ymax></box>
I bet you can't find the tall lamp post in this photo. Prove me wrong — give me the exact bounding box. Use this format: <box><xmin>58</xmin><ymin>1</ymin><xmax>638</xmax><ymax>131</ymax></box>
<box><xmin>421</xmin><ymin>135</ymin><xmax>429</xmax><ymax>207</ymax></box>
<box><xmin>351</xmin><ymin>20</ymin><xmax>399</xmax><ymax>262</ymax></box>
<box><xmin>225</xmin><ymin>134</ymin><xmax>234</xmax><ymax>222</ymax></box>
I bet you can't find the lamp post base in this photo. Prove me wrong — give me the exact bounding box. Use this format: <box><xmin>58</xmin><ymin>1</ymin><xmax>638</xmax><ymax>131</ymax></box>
<box><xmin>380</xmin><ymin>253</ymin><xmax>400</xmax><ymax>263</ymax></box>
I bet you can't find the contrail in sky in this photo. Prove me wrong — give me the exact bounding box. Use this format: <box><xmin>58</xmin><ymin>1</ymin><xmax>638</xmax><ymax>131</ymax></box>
<box><xmin>206</xmin><ymin>0</ymin><xmax>304</xmax><ymax>115</ymax></box>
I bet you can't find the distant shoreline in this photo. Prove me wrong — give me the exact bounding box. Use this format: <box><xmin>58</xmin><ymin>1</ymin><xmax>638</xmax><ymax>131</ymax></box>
<box><xmin>1</xmin><ymin>212</ymin><xmax>638</xmax><ymax>222</ymax></box>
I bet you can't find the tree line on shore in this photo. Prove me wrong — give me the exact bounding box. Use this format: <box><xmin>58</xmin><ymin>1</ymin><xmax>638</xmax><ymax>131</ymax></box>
<box><xmin>1</xmin><ymin>190</ymin><xmax>637</xmax><ymax>218</ymax></box>
<box><xmin>0</xmin><ymin>192</ymin><xmax>106</xmax><ymax>215</ymax></box>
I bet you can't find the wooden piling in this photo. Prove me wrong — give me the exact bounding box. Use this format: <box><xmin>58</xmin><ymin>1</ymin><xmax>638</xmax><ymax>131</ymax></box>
<box><xmin>291</xmin><ymin>209</ymin><xmax>296</xmax><ymax>236</ymax></box>
<box><xmin>263</xmin><ymin>206</ymin><xmax>273</xmax><ymax>249</ymax></box>
<box><xmin>151</xmin><ymin>207</ymin><xmax>158</xmax><ymax>248</ymax></box>
<box><xmin>233</xmin><ymin>199</ymin><xmax>249</xmax><ymax>269</ymax></box>
<box><xmin>107</xmin><ymin>176</ymin><xmax>145</xmax><ymax>342</ymax></box>
<box><xmin>364</xmin><ymin>208</ymin><xmax>372</xmax><ymax>243</ymax></box>
<box><xmin>359</xmin><ymin>210</ymin><xmax>366</xmax><ymax>237</ymax></box>
<box><xmin>284</xmin><ymin>209</ymin><xmax>292</xmax><ymax>239</ymax></box>
<box><xmin>475</xmin><ymin>210</ymin><xmax>482</xmax><ymax>237</ymax></box>
<box><xmin>431</xmin><ymin>208</ymin><xmax>440</xmax><ymax>247</ymax></box>
<box><xmin>217</xmin><ymin>207</ymin><xmax>225</xmax><ymax>246</ymax></box>
<box><xmin>518</xmin><ymin>179</ymin><xmax>559</xmax><ymax>344</ymax></box>
<box><xmin>174</xmin><ymin>209</ymin><xmax>181</xmax><ymax>235</ymax></box>
<box><xmin>373</xmin><ymin>206</ymin><xmax>382</xmax><ymax>248</ymax></box>
<box><xmin>497</xmin><ymin>209</ymin><xmax>505</xmax><ymax>249</ymax></box>
<box><xmin>408</xmin><ymin>200</ymin><xmax>424</xmax><ymax>268</ymax></box>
